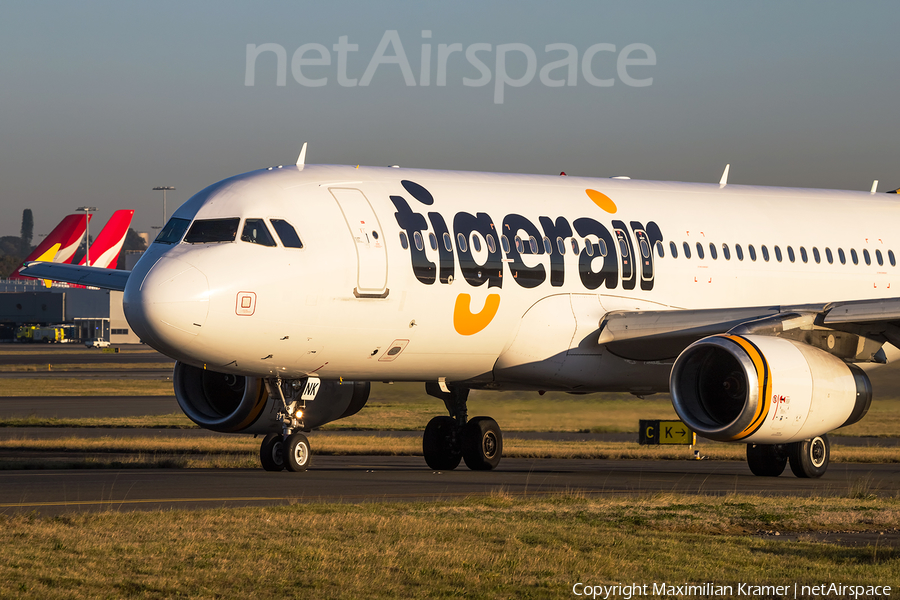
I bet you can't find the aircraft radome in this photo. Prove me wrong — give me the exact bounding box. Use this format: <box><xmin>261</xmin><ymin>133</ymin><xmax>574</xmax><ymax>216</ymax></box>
<box><xmin>24</xmin><ymin>147</ymin><xmax>900</xmax><ymax>478</ymax></box>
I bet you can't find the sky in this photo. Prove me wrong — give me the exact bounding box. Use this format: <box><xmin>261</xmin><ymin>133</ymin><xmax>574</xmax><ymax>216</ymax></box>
<box><xmin>1</xmin><ymin>1</ymin><xmax>898</xmax><ymax>238</ymax></box>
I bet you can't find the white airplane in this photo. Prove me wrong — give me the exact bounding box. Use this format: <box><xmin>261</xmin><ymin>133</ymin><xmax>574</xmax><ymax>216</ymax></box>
<box><xmin>23</xmin><ymin>147</ymin><xmax>900</xmax><ymax>479</ymax></box>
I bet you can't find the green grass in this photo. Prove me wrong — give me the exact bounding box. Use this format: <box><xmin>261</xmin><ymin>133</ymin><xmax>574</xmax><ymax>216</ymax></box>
<box><xmin>0</xmin><ymin>494</ymin><xmax>897</xmax><ymax>599</ymax></box>
<box><xmin>0</xmin><ymin>378</ymin><xmax>174</xmax><ymax>396</ymax></box>
<box><xmin>2</xmin><ymin>380</ymin><xmax>899</xmax><ymax>436</ymax></box>
<box><xmin>0</xmin><ymin>362</ymin><xmax>173</xmax><ymax>372</ymax></box>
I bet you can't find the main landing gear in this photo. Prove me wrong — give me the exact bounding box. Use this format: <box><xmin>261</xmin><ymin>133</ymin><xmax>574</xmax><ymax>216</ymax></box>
<box><xmin>746</xmin><ymin>434</ymin><xmax>830</xmax><ymax>478</ymax></box>
<box><xmin>259</xmin><ymin>379</ymin><xmax>313</xmax><ymax>472</ymax></box>
<box><xmin>422</xmin><ymin>383</ymin><xmax>503</xmax><ymax>471</ymax></box>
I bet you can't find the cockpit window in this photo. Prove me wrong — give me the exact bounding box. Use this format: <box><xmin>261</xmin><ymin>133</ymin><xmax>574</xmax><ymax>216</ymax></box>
<box><xmin>270</xmin><ymin>219</ymin><xmax>304</xmax><ymax>249</ymax></box>
<box><xmin>184</xmin><ymin>218</ymin><xmax>240</xmax><ymax>243</ymax></box>
<box><xmin>241</xmin><ymin>219</ymin><xmax>277</xmax><ymax>247</ymax></box>
<box><xmin>154</xmin><ymin>217</ymin><xmax>191</xmax><ymax>245</ymax></box>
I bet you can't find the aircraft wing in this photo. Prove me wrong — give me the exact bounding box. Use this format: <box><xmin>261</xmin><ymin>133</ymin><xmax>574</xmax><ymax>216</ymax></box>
<box><xmin>19</xmin><ymin>261</ymin><xmax>130</xmax><ymax>292</ymax></box>
<box><xmin>598</xmin><ymin>298</ymin><xmax>900</xmax><ymax>361</ymax></box>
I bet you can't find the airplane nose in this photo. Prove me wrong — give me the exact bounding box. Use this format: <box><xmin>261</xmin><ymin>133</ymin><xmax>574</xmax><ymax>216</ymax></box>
<box><xmin>124</xmin><ymin>256</ymin><xmax>210</xmax><ymax>354</ymax></box>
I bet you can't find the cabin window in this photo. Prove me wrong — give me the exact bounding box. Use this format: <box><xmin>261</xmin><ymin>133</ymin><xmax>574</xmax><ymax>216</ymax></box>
<box><xmin>471</xmin><ymin>235</ymin><xmax>482</xmax><ymax>253</ymax></box>
<box><xmin>557</xmin><ymin>237</ymin><xmax>566</xmax><ymax>255</ymax></box>
<box><xmin>443</xmin><ymin>232</ymin><xmax>453</xmax><ymax>252</ymax></box>
<box><xmin>863</xmin><ymin>249</ymin><xmax>871</xmax><ymax>266</ymax></box>
<box><xmin>826</xmin><ymin>248</ymin><xmax>834</xmax><ymax>264</ymax></box>
<box><xmin>695</xmin><ymin>242</ymin><xmax>704</xmax><ymax>259</ymax></box>
<box><xmin>585</xmin><ymin>239</ymin><xmax>595</xmax><ymax>256</ymax></box>
<box><xmin>800</xmin><ymin>247</ymin><xmax>807</xmax><ymax>263</ymax></box>
<box><xmin>748</xmin><ymin>245</ymin><xmax>756</xmax><ymax>261</ymax></box>
<box><xmin>543</xmin><ymin>236</ymin><xmax>553</xmax><ymax>255</ymax></box>
<box><xmin>813</xmin><ymin>247</ymin><xmax>821</xmax><ymax>263</ymax></box>
<box><xmin>529</xmin><ymin>236</ymin><xmax>539</xmax><ymax>254</ymax></box>
<box><xmin>890</xmin><ymin>250</ymin><xmax>896</xmax><ymax>266</ymax></box>
<box><xmin>774</xmin><ymin>246</ymin><xmax>782</xmax><ymax>262</ymax></box>
<box><xmin>486</xmin><ymin>234</ymin><xmax>497</xmax><ymax>254</ymax></box>
<box><xmin>838</xmin><ymin>248</ymin><xmax>846</xmax><ymax>264</ymax></box>
<box><xmin>876</xmin><ymin>249</ymin><xmax>884</xmax><ymax>266</ymax></box>
<box><xmin>656</xmin><ymin>241</ymin><xmax>665</xmax><ymax>258</ymax></box>
<box><xmin>597</xmin><ymin>239</ymin><xmax>608</xmax><ymax>257</ymax></box>
<box><xmin>414</xmin><ymin>231</ymin><xmax>424</xmax><ymax>251</ymax></box>
<box><xmin>399</xmin><ymin>232</ymin><xmax>409</xmax><ymax>250</ymax></box>
<box><xmin>501</xmin><ymin>235</ymin><xmax>511</xmax><ymax>254</ymax></box>
<box><xmin>154</xmin><ymin>217</ymin><xmax>191</xmax><ymax>244</ymax></box>
<box><xmin>270</xmin><ymin>219</ymin><xmax>303</xmax><ymax>248</ymax></box>
<box><xmin>639</xmin><ymin>239</ymin><xmax>651</xmax><ymax>259</ymax></box>
<box><xmin>619</xmin><ymin>239</ymin><xmax>629</xmax><ymax>257</ymax></box>
<box><xmin>708</xmin><ymin>243</ymin><xmax>717</xmax><ymax>260</ymax></box>
<box><xmin>185</xmin><ymin>218</ymin><xmax>240</xmax><ymax>244</ymax></box>
<box><xmin>722</xmin><ymin>243</ymin><xmax>730</xmax><ymax>260</ymax></box>
<box><xmin>735</xmin><ymin>244</ymin><xmax>743</xmax><ymax>261</ymax></box>
<box><xmin>456</xmin><ymin>233</ymin><xmax>468</xmax><ymax>253</ymax></box>
<box><xmin>570</xmin><ymin>238</ymin><xmax>579</xmax><ymax>254</ymax></box>
<box><xmin>787</xmin><ymin>247</ymin><xmax>795</xmax><ymax>263</ymax></box>
<box><xmin>762</xmin><ymin>246</ymin><xmax>770</xmax><ymax>262</ymax></box>
<box><xmin>515</xmin><ymin>236</ymin><xmax>524</xmax><ymax>253</ymax></box>
<box><xmin>669</xmin><ymin>241</ymin><xmax>678</xmax><ymax>258</ymax></box>
<box><xmin>850</xmin><ymin>249</ymin><xmax>859</xmax><ymax>265</ymax></box>
<box><xmin>683</xmin><ymin>242</ymin><xmax>692</xmax><ymax>259</ymax></box>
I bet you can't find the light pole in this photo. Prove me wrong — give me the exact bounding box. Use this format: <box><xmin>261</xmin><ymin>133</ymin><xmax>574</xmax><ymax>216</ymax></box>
<box><xmin>76</xmin><ymin>207</ymin><xmax>97</xmax><ymax>266</ymax></box>
<box><xmin>153</xmin><ymin>186</ymin><xmax>175</xmax><ymax>226</ymax></box>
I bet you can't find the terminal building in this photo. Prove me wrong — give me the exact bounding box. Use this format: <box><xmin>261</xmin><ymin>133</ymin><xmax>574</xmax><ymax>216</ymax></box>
<box><xmin>0</xmin><ymin>250</ymin><xmax>144</xmax><ymax>344</ymax></box>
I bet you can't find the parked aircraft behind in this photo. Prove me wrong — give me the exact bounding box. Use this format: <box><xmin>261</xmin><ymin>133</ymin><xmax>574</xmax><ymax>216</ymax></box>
<box><xmin>9</xmin><ymin>213</ymin><xmax>90</xmax><ymax>284</ymax></box>
<box><xmin>23</xmin><ymin>149</ymin><xmax>900</xmax><ymax>479</ymax></box>
<box><xmin>77</xmin><ymin>209</ymin><xmax>134</xmax><ymax>269</ymax></box>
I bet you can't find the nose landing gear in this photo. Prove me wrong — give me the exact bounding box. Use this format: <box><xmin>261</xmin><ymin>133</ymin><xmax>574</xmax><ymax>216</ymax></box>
<box><xmin>259</xmin><ymin>378</ymin><xmax>313</xmax><ymax>473</ymax></box>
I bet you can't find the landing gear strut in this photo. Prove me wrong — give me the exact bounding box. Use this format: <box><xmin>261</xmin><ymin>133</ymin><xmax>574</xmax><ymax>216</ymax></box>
<box><xmin>745</xmin><ymin>434</ymin><xmax>830</xmax><ymax>478</ymax></box>
<box><xmin>258</xmin><ymin>378</ymin><xmax>313</xmax><ymax>472</ymax></box>
<box><xmin>422</xmin><ymin>383</ymin><xmax>503</xmax><ymax>471</ymax></box>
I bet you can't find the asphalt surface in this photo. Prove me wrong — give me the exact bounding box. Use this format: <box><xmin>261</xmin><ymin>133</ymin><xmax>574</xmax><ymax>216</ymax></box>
<box><xmin>0</xmin><ymin>396</ymin><xmax>179</xmax><ymax>418</ymax></box>
<box><xmin>1</xmin><ymin>456</ymin><xmax>898</xmax><ymax>517</ymax></box>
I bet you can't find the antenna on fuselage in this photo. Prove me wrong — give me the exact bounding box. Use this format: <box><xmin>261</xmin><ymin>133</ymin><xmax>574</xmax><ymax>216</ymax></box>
<box><xmin>296</xmin><ymin>142</ymin><xmax>308</xmax><ymax>169</ymax></box>
<box><xmin>719</xmin><ymin>164</ymin><xmax>730</xmax><ymax>186</ymax></box>
<box><xmin>871</xmin><ymin>180</ymin><xmax>879</xmax><ymax>193</ymax></box>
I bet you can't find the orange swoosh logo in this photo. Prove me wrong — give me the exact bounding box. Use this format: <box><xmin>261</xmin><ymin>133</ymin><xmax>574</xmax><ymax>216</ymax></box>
<box><xmin>453</xmin><ymin>294</ymin><xmax>500</xmax><ymax>335</ymax></box>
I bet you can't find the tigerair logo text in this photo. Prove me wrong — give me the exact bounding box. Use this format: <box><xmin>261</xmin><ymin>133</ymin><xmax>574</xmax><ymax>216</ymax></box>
<box><xmin>390</xmin><ymin>180</ymin><xmax>664</xmax><ymax>335</ymax></box>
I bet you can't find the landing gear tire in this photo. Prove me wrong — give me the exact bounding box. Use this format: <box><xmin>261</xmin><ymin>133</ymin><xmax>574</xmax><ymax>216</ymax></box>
<box><xmin>788</xmin><ymin>435</ymin><xmax>830</xmax><ymax>478</ymax></box>
<box><xmin>259</xmin><ymin>433</ymin><xmax>286</xmax><ymax>472</ymax></box>
<box><xmin>285</xmin><ymin>432</ymin><xmax>311</xmax><ymax>472</ymax></box>
<box><xmin>462</xmin><ymin>416</ymin><xmax>502</xmax><ymax>471</ymax></box>
<box><xmin>746</xmin><ymin>443</ymin><xmax>787</xmax><ymax>477</ymax></box>
<box><xmin>423</xmin><ymin>416</ymin><xmax>461</xmax><ymax>471</ymax></box>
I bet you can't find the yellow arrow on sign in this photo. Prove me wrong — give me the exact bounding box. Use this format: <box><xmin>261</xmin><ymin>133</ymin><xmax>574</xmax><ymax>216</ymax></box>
<box><xmin>659</xmin><ymin>420</ymin><xmax>696</xmax><ymax>445</ymax></box>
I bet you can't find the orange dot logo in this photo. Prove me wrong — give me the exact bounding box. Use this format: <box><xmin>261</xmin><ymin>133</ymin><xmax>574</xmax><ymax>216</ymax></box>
<box><xmin>586</xmin><ymin>189</ymin><xmax>617</xmax><ymax>213</ymax></box>
<box><xmin>453</xmin><ymin>293</ymin><xmax>500</xmax><ymax>335</ymax></box>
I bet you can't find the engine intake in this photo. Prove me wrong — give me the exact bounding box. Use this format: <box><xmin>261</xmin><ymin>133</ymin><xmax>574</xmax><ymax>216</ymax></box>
<box><xmin>670</xmin><ymin>335</ymin><xmax>871</xmax><ymax>444</ymax></box>
<box><xmin>173</xmin><ymin>362</ymin><xmax>370</xmax><ymax>434</ymax></box>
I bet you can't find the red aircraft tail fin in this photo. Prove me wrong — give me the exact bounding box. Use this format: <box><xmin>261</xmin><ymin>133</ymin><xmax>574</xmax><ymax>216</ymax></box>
<box><xmin>9</xmin><ymin>214</ymin><xmax>89</xmax><ymax>280</ymax></box>
<box><xmin>79</xmin><ymin>210</ymin><xmax>135</xmax><ymax>269</ymax></box>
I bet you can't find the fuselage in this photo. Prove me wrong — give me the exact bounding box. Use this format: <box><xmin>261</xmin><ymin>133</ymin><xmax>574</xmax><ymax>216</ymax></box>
<box><xmin>123</xmin><ymin>164</ymin><xmax>900</xmax><ymax>392</ymax></box>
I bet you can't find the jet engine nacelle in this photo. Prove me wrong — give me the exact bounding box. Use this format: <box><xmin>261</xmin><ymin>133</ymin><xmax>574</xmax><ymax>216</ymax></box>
<box><xmin>173</xmin><ymin>362</ymin><xmax>369</xmax><ymax>434</ymax></box>
<box><xmin>670</xmin><ymin>334</ymin><xmax>871</xmax><ymax>444</ymax></box>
